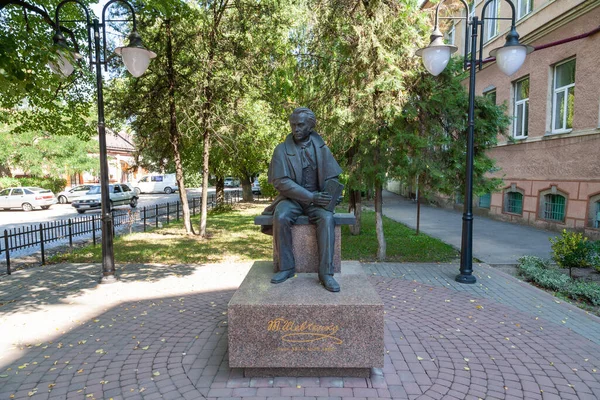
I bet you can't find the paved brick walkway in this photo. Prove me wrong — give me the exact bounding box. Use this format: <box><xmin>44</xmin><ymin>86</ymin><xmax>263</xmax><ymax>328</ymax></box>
<box><xmin>1</xmin><ymin>262</ymin><xmax>600</xmax><ymax>400</ymax></box>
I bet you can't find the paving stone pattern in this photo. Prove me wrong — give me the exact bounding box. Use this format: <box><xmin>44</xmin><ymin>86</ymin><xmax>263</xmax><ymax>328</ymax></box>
<box><xmin>1</xmin><ymin>262</ymin><xmax>600</xmax><ymax>399</ymax></box>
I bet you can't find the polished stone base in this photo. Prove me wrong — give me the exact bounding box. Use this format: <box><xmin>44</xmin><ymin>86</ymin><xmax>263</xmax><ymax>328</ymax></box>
<box><xmin>228</xmin><ymin>261</ymin><xmax>384</xmax><ymax>373</ymax></box>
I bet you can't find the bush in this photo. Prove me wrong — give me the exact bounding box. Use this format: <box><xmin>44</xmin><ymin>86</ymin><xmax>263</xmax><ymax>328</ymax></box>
<box><xmin>550</xmin><ymin>230</ymin><xmax>590</xmax><ymax>276</ymax></box>
<box><xmin>0</xmin><ymin>177</ymin><xmax>20</xmax><ymax>190</ymax></box>
<box><xmin>518</xmin><ymin>255</ymin><xmax>600</xmax><ymax>307</ymax></box>
<box><xmin>518</xmin><ymin>256</ymin><xmax>570</xmax><ymax>291</ymax></box>
<box><xmin>568</xmin><ymin>280</ymin><xmax>600</xmax><ymax>306</ymax></box>
<box><xmin>0</xmin><ymin>176</ymin><xmax>67</xmax><ymax>193</ymax></box>
<box><xmin>586</xmin><ymin>241</ymin><xmax>600</xmax><ymax>272</ymax></box>
<box><xmin>258</xmin><ymin>175</ymin><xmax>278</xmax><ymax>200</ymax></box>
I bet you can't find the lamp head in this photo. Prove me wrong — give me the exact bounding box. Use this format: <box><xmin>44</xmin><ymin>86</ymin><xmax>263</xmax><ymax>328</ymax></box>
<box><xmin>415</xmin><ymin>27</ymin><xmax>458</xmax><ymax>76</ymax></box>
<box><xmin>49</xmin><ymin>31</ymin><xmax>83</xmax><ymax>77</ymax></box>
<box><xmin>114</xmin><ymin>31</ymin><xmax>157</xmax><ymax>77</ymax></box>
<box><xmin>489</xmin><ymin>26</ymin><xmax>534</xmax><ymax>76</ymax></box>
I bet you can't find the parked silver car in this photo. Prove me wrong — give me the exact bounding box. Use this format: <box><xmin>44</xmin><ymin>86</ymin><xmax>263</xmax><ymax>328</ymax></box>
<box><xmin>56</xmin><ymin>184</ymin><xmax>94</xmax><ymax>204</ymax></box>
<box><xmin>71</xmin><ymin>184</ymin><xmax>138</xmax><ymax>214</ymax></box>
<box><xmin>0</xmin><ymin>187</ymin><xmax>57</xmax><ymax>211</ymax></box>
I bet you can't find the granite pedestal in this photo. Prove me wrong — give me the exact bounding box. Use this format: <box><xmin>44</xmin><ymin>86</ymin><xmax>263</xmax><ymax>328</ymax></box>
<box><xmin>228</xmin><ymin>261</ymin><xmax>384</xmax><ymax>377</ymax></box>
<box><xmin>254</xmin><ymin>213</ymin><xmax>356</xmax><ymax>273</ymax></box>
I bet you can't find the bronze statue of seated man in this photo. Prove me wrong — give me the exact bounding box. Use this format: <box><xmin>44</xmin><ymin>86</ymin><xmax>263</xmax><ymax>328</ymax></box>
<box><xmin>260</xmin><ymin>107</ymin><xmax>343</xmax><ymax>292</ymax></box>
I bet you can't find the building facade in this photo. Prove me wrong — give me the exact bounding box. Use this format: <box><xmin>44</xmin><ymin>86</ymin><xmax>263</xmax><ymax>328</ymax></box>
<box><xmin>422</xmin><ymin>0</ymin><xmax>600</xmax><ymax>239</ymax></box>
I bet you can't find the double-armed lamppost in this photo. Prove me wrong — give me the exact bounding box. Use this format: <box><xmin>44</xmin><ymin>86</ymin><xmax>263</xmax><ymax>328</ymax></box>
<box><xmin>52</xmin><ymin>0</ymin><xmax>156</xmax><ymax>283</ymax></box>
<box><xmin>416</xmin><ymin>0</ymin><xmax>532</xmax><ymax>284</ymax></box>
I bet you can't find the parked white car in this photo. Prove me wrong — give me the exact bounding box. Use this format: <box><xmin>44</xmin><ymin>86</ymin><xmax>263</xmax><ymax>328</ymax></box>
<box><xmin>71</xmin><ymin>184</ymin><xmax>138</xmax><ymax>214</ymax></box>
<box><xmin>133</xmin><ymin>173</ymin><xmax>178</xmax><ymax>194</ymax></box>
<box><xmin>224</xmin><ymin>177</ymin><xmax>240</xmax><ymax>188</ymax></box>
<box><xmin>56</xmin><ymin>184</ymin><xmax>94</xmax><ymax>204</ymax></box>
<box><xmin>0</xmin><ymin>187</ymin><xmax>57</xmax><ymax>211</ymax></box>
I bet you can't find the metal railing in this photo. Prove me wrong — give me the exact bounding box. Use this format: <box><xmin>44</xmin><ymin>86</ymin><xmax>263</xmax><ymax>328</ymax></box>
<box><xmin>1</xmin><ymin>190</ymin><xmax>245</xmax><ymax>275</ymax></box>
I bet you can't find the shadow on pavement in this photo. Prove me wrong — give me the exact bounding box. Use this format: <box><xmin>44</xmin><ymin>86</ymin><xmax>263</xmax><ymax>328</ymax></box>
<box><xmin>0</xmin><ymin>263</ymin><xmax>198</xmax><ymax>315</ymax></box>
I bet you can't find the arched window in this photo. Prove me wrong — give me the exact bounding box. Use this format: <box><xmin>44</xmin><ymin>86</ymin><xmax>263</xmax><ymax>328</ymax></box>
<box><xmin>588</xmin><ymin>194</ymin><xmax>600</xmax><ymax>229</ymax></box>
<box><xmin>503</xmin><ymin>184</ymin><xmax>524</xmax><ymax>215</ymax></box>
<box><xmin>539</xmin><ymin>187</ymin><xmax>567</xmax><ymax>222</ymax></box>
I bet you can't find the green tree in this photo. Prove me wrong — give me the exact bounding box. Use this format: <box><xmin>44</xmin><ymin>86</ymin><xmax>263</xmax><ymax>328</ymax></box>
<box><xmin>0</xmin><ymin>0</ymin><xmax>96</xmax><ymax>141</ymax></box>
<box><xmin>0</xmin><ymin>124</ymin><xmax>98</xmax><ymax>178</ymax></box>
<box><xmin>290</xmin><ymin>0</ymin><xmax>429</xmax><ymax>260</ymax></box>
<box><xmin>392</xmin><ymin>58</ymin><xmax>510</xmax><ymax>233</ymax></box>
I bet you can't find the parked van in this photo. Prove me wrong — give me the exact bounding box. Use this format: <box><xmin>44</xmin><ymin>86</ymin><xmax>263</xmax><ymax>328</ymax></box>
<box><xmin>133</xmin><ymin>173</ymin><xmax>178</xmax><ymax>194</ymax></box>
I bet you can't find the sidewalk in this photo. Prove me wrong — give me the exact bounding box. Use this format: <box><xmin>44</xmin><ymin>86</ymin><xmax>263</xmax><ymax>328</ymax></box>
<box><xmin>378</xmin><ymin>190</ymin><xmax>556</xmax><ymax>266</ymax></box>
<box><xmin>1</xmin><ymin>261</ymin><xmax>600</xmax><ymax>399</ymax></box>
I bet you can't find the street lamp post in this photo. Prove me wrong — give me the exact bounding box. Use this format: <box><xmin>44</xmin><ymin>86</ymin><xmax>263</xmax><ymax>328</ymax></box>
<box><xmin>416</xmin><ymin>0</ymin><xmax>532</xmax><ymax>284</ymax></box>
<box><xmin>53</xmin><ymin>0</ymin><xmax>155</xmax><ymax>283</ymax></box>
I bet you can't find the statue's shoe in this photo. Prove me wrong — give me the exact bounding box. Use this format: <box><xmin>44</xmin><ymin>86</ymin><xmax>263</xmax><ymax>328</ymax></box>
<box><xmin>320</xmin><ymin>275</ymin><xmax>340</xmax><ymax>292</ymax></box>
<box><xmin>271</xmin><ymin>269</ymin><xmax>296</xmax><ymax>284</ymax></box>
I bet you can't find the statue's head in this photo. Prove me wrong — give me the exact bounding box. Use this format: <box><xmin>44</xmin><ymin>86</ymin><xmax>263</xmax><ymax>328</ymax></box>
<box><xmin>289</xmin><ymin>107</ymin><xmax>316</xmax><ymax>143</ymax></box>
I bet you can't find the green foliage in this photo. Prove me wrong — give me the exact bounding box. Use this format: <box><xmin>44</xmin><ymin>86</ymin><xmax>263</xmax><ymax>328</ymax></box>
<box><xmin>518</xmin><ymin>256</ymin><xmax>600</xmax><ymax>306</ymax></box>
<box><xmin>550</xmin><ymin>230</ymin><xmax>590</xmax><ymax>271</ymax></box>
<box><xmin>258</xmin><ymin>175</ymin><xmax>278</xmax><ymax>200</ymax></box>
<box><xmin>0</xmin><ymin>177</ymin><xmax>20</xmax><ymax>190</ymax></box>
<box><xmin>342</xmin><ymin>210</ymin><xmax>458</xmax><ymax>262</ymax></box>
<box><xmin>1</xmin><ymin>0</ymin><xmax>97</xmax><ymax>139</ymax></box>
<box><xmin>0</xmin><ymin>127</ymin><xmax>98</xmax><ymax>179</ymax></box>
<box><xmin>518</xmin><ymin>256</ymin><xmax>570</xmax><ymax>291</ymax></box>
<box><xmin>586</xmin><ymin>241</ymin><xmax>600</xmax><ymax>272</ymax></box>
<box><xmin>184</xmin><ymin>170</ymin><xmax>202</xmax><ymax>188</ymax></box>
<box><xmin>391</xmin><ymin>58</ymin><xmax>509</xmax><ymax>200</ymax></box>
<box><xmin>0</xmin><ymin>176</ymin><xmax>66</xmax><ymax>193</ymax></box>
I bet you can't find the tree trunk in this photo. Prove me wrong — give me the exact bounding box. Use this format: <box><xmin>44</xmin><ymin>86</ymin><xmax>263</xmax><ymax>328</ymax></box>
<box><xmin>216</xmin><ymin>177</ymin><xmax>225</xmax><ymax>205</ymax></box>
<box><xmin>415</xmin><ymin>174</ymin><xmax>420</xmax><ymax>236</ymax></box>
<box><xmin>241</xmin><ymin>176</ymin><xmax>253</xmax><ymax>202</ymax></box>
<box><xmin>348</xmin><ymin>189</ymin><xmax>361</xmax><ymax>235</ymax></box>
<box><xmin>375</xmin><ymin>184</ymin><xmax>386</xmax><ymax>261</ymax></box>
<box><xmin>165</xmin><ymin>19</ymin><xmax>193</xmax><ymax>234</ymax></box>
<box><xmin>200</xmin><ymin>126</ymin><xmax>211</xmax><ymax>237</ymax></box>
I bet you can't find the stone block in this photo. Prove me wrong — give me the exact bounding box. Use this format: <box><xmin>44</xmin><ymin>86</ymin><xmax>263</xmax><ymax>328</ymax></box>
<box><xmin>228</xmin><ymin>261</ymin><xmax>384</xmax><ymax>374</ymax></box>
<box><xmin>254</xmin><ymin>213</ymin><xmax>356</xmax><ymax>274</ymax></box>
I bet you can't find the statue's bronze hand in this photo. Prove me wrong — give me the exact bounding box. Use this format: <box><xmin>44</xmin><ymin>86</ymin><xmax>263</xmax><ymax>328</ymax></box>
<box><xmin>313</xmin><ymin>192</ymin><xmax>332</xmax><ymax>207</ymax></box>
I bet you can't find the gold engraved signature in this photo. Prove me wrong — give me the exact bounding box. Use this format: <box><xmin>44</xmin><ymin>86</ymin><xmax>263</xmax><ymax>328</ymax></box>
<box><xmin>267</xmin><ymin>318</ymin><xmax>343</xmax><ymax>345</ymax></box>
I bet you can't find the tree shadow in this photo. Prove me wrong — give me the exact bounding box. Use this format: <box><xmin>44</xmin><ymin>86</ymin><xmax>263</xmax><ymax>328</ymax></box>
<box><xmin>0</xmin><ymin>262</ymin><xmax>198</xmax><ymax>315</ymax></box>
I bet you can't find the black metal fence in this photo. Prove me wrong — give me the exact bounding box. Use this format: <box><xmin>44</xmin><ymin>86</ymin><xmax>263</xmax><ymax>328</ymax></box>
<box><xmin>1</xmin><ymin>190</ymin><xmax>243</xmax><ymax>275</ymax></box>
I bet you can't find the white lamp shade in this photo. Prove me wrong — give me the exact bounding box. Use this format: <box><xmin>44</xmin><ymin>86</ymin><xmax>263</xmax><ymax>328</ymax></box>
<box><xmin>421</xmin><ymin>46</ymin><xmax>451</xmax><ymax>76</ymax></box>
<box><xmin>48</xmin><ymin>51</ymin><xmax>80</xmax><ymax>77</ymax></box>
<box><xmin>495</xmin><ymin>45</ymin><xmax>527</xmax><ymax>76</ymax></box>
<box><xmin>117</xmin><ymin>47</ymin><xmax>155</xmax><ymax>77</ymax></box>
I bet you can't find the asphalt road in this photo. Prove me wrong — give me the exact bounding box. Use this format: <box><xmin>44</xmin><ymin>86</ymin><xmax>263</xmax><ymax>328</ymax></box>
<box><xmin>0</xmin><ymin>188</ymin><xmax>225</xmax><ymax>232</ymax></box>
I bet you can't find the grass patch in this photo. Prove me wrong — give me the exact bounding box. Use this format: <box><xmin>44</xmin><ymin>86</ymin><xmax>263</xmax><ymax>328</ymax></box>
<box><xmin>50</xmin><ymin>203</ymin><xmax>273</xmax><ymax>264</ymax></box>
<box><xmin>341</xmin><ymin>210</ymin><xmax>459</xmax><ymax>262</ymax></box>
<box><xmin>51</xmin><ymin>203</ymin><xmax>458</xmax><ymax>265</ymax></box>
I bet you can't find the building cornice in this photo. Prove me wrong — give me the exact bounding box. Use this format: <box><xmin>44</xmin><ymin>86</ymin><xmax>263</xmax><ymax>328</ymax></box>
<box><xmin>521</xmin><ymin>0</ymin><xmax>600</xmax><ymax>45</ymax></box>
<box><xmin>494</xmin><ymin>128</ymin><xmax>600</xmax><ymax>147</ymax></box>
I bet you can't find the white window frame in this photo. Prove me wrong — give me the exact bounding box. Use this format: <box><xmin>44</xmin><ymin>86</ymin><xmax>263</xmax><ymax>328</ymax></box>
<box><xmin>446</xmin><ymin>23</ymin><xmax>456</xmax><ymax>45</ymax></box>
<box><xmin>513</xmin><ymin>77</ymin><xmax>529</xmax><ymax>139</ymax></box>
<box><xmin>552</xmin><ymin>58</ymin><xmax>576</xmax><ymax>134</ymax></box>
<box><xmin>484</xmin><ymin>0</ymin><xmax>499</xmax><ymax>42</ymax></box>
<box><xmin>516</xmin><ymin>0</ymin><xmax>533</xmax><ymax>20</ymax></box>
<box><xmin>465</xmin><ymin>1</ymin><xmax>475</xmax><ymax>54</ymax></box>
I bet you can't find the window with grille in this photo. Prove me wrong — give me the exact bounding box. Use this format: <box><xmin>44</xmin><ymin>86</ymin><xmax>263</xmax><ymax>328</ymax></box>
<box><xmin>513</xmin><ymin>77</ymin><xmax>529</xmax><ymax>138</ymax></box>
<box><xmin>589</xmin><ymin>198</ymin><xmax>600</xmax><ymax>229</ymax></box>
<box><xmin>506</xmin><ymin>192</ymin><xmax>523</xmax><ymax>214</ymax></box>
<box><xmin>485</xmin><ymin>89</ymin><xmax>496</xmax><ymax>105</ymax></box>
<box><xmin>478</xmin><ymin>193</ymin><xmax>491</xmax><ymax>208</ymax></box>
<box><xmin>543</xmin><ymin>194</ymin><xmax>566</xmax><ymax>222</ymax></box>
<box><xmin>552</xmin><ymin>59</ymin><xmax>576</xmax><ymax>133</ymax></box>
<box><xmin>517</xmin><ymin>0</ymin><xmax>533</xmax><ymax>20</ymax></box>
